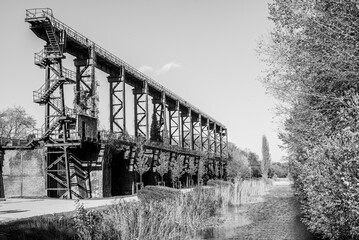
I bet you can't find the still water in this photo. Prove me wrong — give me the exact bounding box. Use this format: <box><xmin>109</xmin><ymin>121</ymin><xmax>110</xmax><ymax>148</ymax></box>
<box><xmin>198</xmin><ymin>206</ymin><xmax>252</xmax><ymax>240</ymax></box>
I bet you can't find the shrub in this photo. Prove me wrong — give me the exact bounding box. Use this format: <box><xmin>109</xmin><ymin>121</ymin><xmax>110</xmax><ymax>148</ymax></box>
<box><xmin>291</xmin><ymin>133</ymin><xmax>359</xmax><ymax>240</ymax></box>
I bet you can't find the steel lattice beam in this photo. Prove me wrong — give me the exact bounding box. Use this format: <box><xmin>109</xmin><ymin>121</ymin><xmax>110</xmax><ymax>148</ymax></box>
<box><xmin>108</xmin><ymin>67</ymin><xmax>126</xmax><ymax>134</ymax></box>
<box><xmin>181</xmin><ymin>109</ymin><xmax>192</xmax><ymax>149</ymax></box>
<box><xmin>74</xmin><ymin>44</ymin><xmax>97</xmax><ymax>118</ymax></box>
<box><xmin>192</xmin><ymin>114</ymin><xmax>201</xmax><ymax>151</ymax></box>
<box><xmin>134</xmin><ymin>82</ymin><xmax>149</xmax><ymax>138</ymax></box>
<box><xmin>168</xmin><ymin>101</ymin><xmax>181</xmax><ymax>146</ymax></box>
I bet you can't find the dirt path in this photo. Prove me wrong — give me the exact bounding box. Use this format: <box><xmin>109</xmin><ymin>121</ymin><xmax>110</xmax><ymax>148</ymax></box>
<box><xmin>201</xmin><ymin>181</ymin><xmax>321</xmax><ymax>240</ymax></box>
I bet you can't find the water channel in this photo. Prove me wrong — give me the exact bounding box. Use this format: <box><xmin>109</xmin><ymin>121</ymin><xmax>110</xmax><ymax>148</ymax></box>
<box><xmin>197</xmin><ymin>182</ymin><xmax>321</xmax><ymax>240</ymax></box>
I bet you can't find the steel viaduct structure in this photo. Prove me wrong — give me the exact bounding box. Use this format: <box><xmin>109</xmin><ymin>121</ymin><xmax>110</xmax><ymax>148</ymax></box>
<box><xmin>0</xmin><ymin>8</ymin><xmax>228</xmax><ymax>199</ymax></box>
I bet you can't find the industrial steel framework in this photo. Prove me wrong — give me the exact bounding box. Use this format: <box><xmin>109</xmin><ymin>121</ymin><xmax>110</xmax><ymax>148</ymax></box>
<box><xmin>20</xmin><ymin>8</ymin><xmax>229</xmax><ymax>199</ymax></box>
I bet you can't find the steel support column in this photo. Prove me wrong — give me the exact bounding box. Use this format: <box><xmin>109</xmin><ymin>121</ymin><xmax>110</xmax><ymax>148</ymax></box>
<box><xmin>181</xmin><ymin>108</ymin><xmax>192</xmax><ymax>149</ymax></box>
<box><xmin>168</xmin><ymin>101</ymin><xmax>181</xmax><ymax>146</ymax></box>
<box><xmin>221</xmin><ymin>128</ymin><xmax>229</xmax><ymax>159</ymax></box>
<box><xmin>108</xmin><ymin>67</ymin><xmax>126</xmax><ymax>134</ymax></box>
<box><xmin>133</xmin><ymin>81</ymin><xmax>149</xmax><ymax>139</ymax></box>
<box><xmin>209</xmin><ymin>122</ymin><xmax>215</xmax><ymax>156</ymax></box>
<box><xmin>162</xmin><ymin>92</ymin><xmax>168</xmax><ymax>139</ymax></box>
<box><xmin>201</xmin><ymin>118</ymin><xmax>209</xmax><ymax>152</ymax></box>
<box><xmin>152</xmin><ymin>93</ymin><xmax>166</xmax><ymax>141</ymax></box>
<box><xmin>192</xmin><ymin>114</ymin><xmax>201</xmax><ymax>151</ymax></box>
<box><xmin>74</xmin><ymin>44</ymin><xmax>97</xmax><ymax>117</ymax></box>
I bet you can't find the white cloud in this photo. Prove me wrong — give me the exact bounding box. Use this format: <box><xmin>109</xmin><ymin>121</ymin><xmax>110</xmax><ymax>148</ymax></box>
<box><xmin>138</xmin><ymin>62</ymin><xmax>181</xmax><ymax>75</ymax></box>
<box><xmin>138</xmin><ymin>65</ymin><xmax>154</xmax><ymax>73</ymax></box>
<box><xmin>155</xmin><ymin>62</ymin><xmax>181</xmax><ymax>75</ymax></box>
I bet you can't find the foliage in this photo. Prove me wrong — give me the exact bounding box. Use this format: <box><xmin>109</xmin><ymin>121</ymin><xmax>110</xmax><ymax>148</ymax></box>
<box><xmin>187</xmin><ymin>158</ymin><xmax>197</xmax><ymax>179</ymax></box>
<box><xmin>269</xmin><ymin>162</ymin><xmax>288</xmax><ymax>178</ymax></box>
<box><xmin>247</xmin><ymin>151</ymin><xmax>262</xmax><ymax>178</ymax></box>
<box><xmin>156</xmin><ymin>151</ymin><xmax>169</xmax><ymax>182</ymax></box>
<box><xmin>260</xmin><ymin>0</ymin><xmax>359</xmax><ymax>238</ymax></box>
<box><xmin>0</xmin><ymin>186</ymin><xmax>226</xmax><ymax>240</ymax></box>
<box><xmin>0</xmin><ymin>106</ymin><xmax>36</xmax><ymax>139</ymax></box>
<box><xmin>150</xmin><ymin>111</ymin><xmax>162</xmax><ymax>142</ymax></box>
<box><xmin>170</xmin><ymin>155</ymin><xmax>184</xmax><ymax>186</ymax></box>
<box><xmin>73</xmin><ymin>200</ymin><xmax>101</xmax><ymax>240</ymax></box>
<box><xmin>227</xmin><ymin>142</ymin><xmax>251</xmax><ymax>180</ymax></box>
<box><xmin>134</xmin><ymin>141</ymin><xmax>150</xmax><ymax>183</ymax></box>
<box><xmin>209</xmin><ymin>179</ymin><xmax>269</xmax><ymax>207</ymax></box>
<box><xmin>261</xmin><ymin>135</ymin><xmax>271</xmax><ymax>178</ymax></box>
<box><xmin>197</xmin><ymin>157</ymin><xmax>206</xmax><ymax>184</ymax></box>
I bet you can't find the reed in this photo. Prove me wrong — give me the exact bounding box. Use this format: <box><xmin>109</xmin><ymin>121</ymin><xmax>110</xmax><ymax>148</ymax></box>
<box><xmin>208</xmin><ymin>179</ymin><xmax>270</xmax><ymax>207</ymax></box>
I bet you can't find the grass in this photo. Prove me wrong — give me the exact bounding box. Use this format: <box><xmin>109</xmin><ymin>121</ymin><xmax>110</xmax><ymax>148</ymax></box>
<box><xmin>0</xmin><ymin>179</ymin><xmax>271</xmax><ymax>240</ymax></box>
<box><xmin>207</xmin><ymin>178</ymin><xmax>270</xmax><ymax>207</ymax></box>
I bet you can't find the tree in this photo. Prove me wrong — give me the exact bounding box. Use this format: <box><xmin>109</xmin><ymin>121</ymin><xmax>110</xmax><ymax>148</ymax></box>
<box><xmin>260</xmin><ymin>0</ymin><xmax>359</xmax><ymax>238</ymax></box>
<box><xmin>248</xmin><ymin>151</ymin><xmax>261</xmax><ymax>178</ymax></box>
<box><xmin>150</xmin><ymin>111</ymin><xmax>162</xmax><ymax>142</ymax></box>
<box><xmin>187</xmin><ymin>158</ymin><xmax>197</xmax><ymax>186</ymax></box>
<box><xmin>134</xmin><ymin>141</ymin><xmax>150</xmax><ymax>184</ymax></box>
<box><xmin>156</xmin><ymin>151</ymin><xmax>169</xmax><ymax>183</ymax></box>
<box><xmin>0</xmin><ymin>106</ymin><xmax>36</xmax><ymax>139</ymax></box>
<box><xmin>170</xmin><ymin>155</ymin><xmax>184</xmax><ymax>188</ymax></box>
<box><xmin>197</xmin><ymin>157</ymin><xmax>206</xmax><ymax>185</ymax></box>
<box><xmin>261</xmin><ymin>135</ymin><xmax>271</xmax><ymax>179</ymax></box>
<box><xmin>227</xmin><ymin>142</ymin><xmax>251</xmax><ymax>180</ymax></box>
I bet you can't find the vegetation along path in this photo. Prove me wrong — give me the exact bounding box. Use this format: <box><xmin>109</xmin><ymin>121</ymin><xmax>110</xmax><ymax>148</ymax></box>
<box><xmin>202</xmin><ymin>181</ymin><xmax>321</xmax><ymax>240</ymax></box>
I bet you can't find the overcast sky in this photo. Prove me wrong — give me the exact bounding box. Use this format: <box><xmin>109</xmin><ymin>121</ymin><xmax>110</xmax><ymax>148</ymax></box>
<box><xmin>0</xmin><ymin>0</ymin><xmax>286</xmax><ymax>161</ymax></box>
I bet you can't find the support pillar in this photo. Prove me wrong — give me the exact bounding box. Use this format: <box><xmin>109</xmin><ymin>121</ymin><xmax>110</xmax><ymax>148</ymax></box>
<box><xmin>192</xmin><ymin>114</ymin><xmax>201</xmax><ymax>151</ymax></box>
<box><xmin>74</xmin><ymin>44</ymin><xmax>97</xmax><ymax>117</ymax></box>
<box><xmin>181</xmin><ymin>108</ymin><xmax>192</xmax><ymax>149</ymax></box>
<box><xmin>108</xmin><ymin>67</ymin><xmax>126</xmax><ymax>135</ymax></box>
<box><xmin>133</xmin><ymin>81</ymin><xmax>149</xmax><ymax>139</ymax></box>
<box><xmin>152</xmin><ymin>92</ymin><xmax>166</xmax><ymax>141</ymax></box>
<box><xmin>201</xmin><ymin>117</ymin><xmax>209</xmax><ymax>152</ymax></box>
<box><xmin>168</xmin><ymin>101</ymin><xmax>181</xmax><ymax>146</ymax></box>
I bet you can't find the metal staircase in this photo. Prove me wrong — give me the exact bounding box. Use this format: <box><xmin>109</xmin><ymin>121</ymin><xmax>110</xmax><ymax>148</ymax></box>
<box><xmin>43</xmin><ymin>19</ymin><xmax>63</xmax><ymax>58</ymax></box>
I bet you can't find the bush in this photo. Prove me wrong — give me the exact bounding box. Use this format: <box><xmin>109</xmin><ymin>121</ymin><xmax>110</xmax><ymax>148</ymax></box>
<box><xmin>291</xmin><ymin>134</ymin><xmax>359</xmax><ymax>240</ymax></box>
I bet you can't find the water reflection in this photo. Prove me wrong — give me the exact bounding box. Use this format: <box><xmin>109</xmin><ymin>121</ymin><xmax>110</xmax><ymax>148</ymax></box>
<box><xmin>198</xmin><ymin>205</ymin><xmax>251</xmax><ymax>240</ymax></box>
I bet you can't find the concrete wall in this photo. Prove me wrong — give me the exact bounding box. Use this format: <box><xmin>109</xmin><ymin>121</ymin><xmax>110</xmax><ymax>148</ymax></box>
<box><xmin>3</xmin><ymin>149</ymin><xmax>46</xmax><ymax>197</ymax></box>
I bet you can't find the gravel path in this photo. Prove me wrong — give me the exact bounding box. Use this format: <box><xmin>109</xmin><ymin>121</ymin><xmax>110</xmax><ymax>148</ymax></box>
<box><xmin>201</xmin><ymin>181</ymin><xmax>321</xmax><ymax>240</ymax></box>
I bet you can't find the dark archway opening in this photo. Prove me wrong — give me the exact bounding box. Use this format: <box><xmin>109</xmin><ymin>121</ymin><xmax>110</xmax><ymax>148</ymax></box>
<box><xmin>111</xmin><ymin>149</ymin><xmax>133</xmax><ymax>196</ymax></box>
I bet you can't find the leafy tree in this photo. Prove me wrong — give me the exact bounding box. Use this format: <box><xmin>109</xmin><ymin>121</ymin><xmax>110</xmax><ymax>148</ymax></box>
<box><xmin>170</xmin><ymin>155</ymin><xmax>184</xmax><ymax>188</ymax></box>
<box><xmin>134</xmin><ymin>141</ymin><xmax>150</xmax><ymax>184</ymax></box>
<box><xmin>150</xmin><ymin>111</ymin><xmax>162</xmax><ymax>142</ymax></box>
<box><xmin>261</xmin><ymin>135</ymin><xmax>271</xmax><ymax>178</ymax></box>
<box><xmin>247</xmin><ymin>151</ymin><xmax>261</xmax><ymax>178</ymax></box>
<box><xmin>260</xmin><ymin>0</ymin><xmax>359</xmax><ymax>238</ymax></box>
<box><xmin>227</xmin><ymin>142</ymin><xmax>251</xmax><ymax>180</ymax></box>
<box><xmin>197</xmin><ymin>157</ymin><xmax>206</xmax><ymax>185</ymax></box>
<box><xmin>187</xmin><ymin>158</ymin><xmax>197</xmax><ymax>186</ymax></box>
<box><xmin>269</xmin><ymin>162</ymin><xmax>288</xmax><ymax>178</ymax></box>
<box><xmin>0</xmin><ymin>106</ymin><xmax>36</xmax><ymax>139</ymax></box>
<box><xmin>156</xmin><ymin>151</ymin><xmax>169</xmax><ymax>183</ymax></box>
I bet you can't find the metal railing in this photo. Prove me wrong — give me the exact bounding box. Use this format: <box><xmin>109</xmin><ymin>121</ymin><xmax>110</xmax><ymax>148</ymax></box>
<box><xmin>25</xmin><ymin>8</ymin><xmax>226</xmax><ymax>129</ymax></box>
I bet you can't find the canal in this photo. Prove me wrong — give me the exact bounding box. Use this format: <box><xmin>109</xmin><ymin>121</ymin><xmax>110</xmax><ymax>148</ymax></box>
<box><xmin>198</xmin><ymin>180</ymin><xmax>321</xmax><ymax>240</ymax></box>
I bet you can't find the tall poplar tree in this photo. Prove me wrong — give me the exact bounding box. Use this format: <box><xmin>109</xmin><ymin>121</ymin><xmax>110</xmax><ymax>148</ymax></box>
<box><xmin>261</xmin><ymin>135</ymin><xmax>271</xmax><ymax>179</ymax></box>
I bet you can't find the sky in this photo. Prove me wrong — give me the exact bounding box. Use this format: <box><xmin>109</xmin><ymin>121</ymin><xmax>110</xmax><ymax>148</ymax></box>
<box><xmin>0</xmin><ymin>0</ymin><xmax>286</xmax><ymax>161</ymax></box>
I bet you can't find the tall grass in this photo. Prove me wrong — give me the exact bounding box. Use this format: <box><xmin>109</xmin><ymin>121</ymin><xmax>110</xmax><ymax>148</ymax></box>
<box><xmin>0</xmin><ymin>187</ymin><xmax>221</xmax><ymax>240</ymax></box>
<box><xmin>0</xmin><ymin>180</ymin><xmax>270</xmax><ymax>240</ymax></box>
<box><xmin>207</xmin><ymin>179</ymin><xmax>270</xmax><ymax>207</ymax></box>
